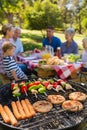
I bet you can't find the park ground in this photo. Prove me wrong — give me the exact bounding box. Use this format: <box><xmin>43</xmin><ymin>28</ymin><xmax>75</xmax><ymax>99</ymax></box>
<box><xmin>20</xmin><ymin>29</ymin><xmax>84</xmax><ymax>53</ymax></box>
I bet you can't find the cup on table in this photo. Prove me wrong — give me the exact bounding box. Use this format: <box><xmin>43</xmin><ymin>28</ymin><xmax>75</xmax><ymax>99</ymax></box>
<box><xmin>64</xmin><ymin>54</ymin><xmax>69</xmax><ymax>62</ymax></box>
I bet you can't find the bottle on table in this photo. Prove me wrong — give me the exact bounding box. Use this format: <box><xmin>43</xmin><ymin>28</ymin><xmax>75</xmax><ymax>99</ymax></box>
<box><xmin>56</xmin><ymin>47</ymin><xmax>61</xmax><ymax>59</ymax></box>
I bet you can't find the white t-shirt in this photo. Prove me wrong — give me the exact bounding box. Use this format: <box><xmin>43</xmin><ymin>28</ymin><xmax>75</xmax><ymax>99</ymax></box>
<box><xmin>10</xmin><ymin>38</ymin><xmax>24</xmax><ymax>56</ymax></box>
<box><xmin>82</xmin><ymin>50</ymin><xmax>87</xmax><ymax>68</ymax></box>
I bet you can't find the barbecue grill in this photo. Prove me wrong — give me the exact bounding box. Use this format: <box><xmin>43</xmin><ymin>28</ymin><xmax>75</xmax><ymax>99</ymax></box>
<box><xmin>0</xmin><ymin>79</ymin><xmax>87</xmax><ymax>130</ymax></box>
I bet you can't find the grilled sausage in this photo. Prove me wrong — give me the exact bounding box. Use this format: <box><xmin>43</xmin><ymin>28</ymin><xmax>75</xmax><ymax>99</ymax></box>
<box><xmin>25</xmin><ymin>99</ymin><xmax>36</xmax><ymax>117</ymax></box>
<box><xmin>11</xmin><ymin>101</ymin><xmax>22</xmax><ymax>120</ymax></box>
<box><xmin>4</xmin><ymin>106</ymin><xmax>18</xmax><ymax>126</ymax></box>
<box><xmin>21</xmin><ymin>100</ymin><xmax>32</xmax><ymax>118</ymax></box>
<box><xmin>16</xmin><ymin>101</ymin><xmax>26</xmax><ymax>119</ymax></box>
<box><xmin>0</xmin><ymin>104</ymin><xmax>10</xmax><ymax>124</ymax></box>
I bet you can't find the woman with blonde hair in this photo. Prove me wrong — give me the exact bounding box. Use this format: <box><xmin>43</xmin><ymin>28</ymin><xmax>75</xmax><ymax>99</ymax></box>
<box><xmin>0</xmin><ymin>24</ymin><xmax>14</xmax><ymax>74</ymax></box>
<box><xmin>81</xmin><ymin>37</ymin><xmax>87</xmax><ymax>71</ymax></box>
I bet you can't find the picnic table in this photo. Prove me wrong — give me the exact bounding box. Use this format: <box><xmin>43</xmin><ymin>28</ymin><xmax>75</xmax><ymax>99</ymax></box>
<box><xmin>17</xmin><ymin>54</ymin><xmax>82</xmax><ymax>79</ymax></box>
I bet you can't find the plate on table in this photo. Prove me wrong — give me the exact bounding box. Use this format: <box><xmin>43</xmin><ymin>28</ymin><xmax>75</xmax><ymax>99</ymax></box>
<box><xmin>31</xmin><ymin>59</ymin><xmax>42</xmax><ymax>63</ymax></box>
<box><xmin>23</xmin><ymin>56</ymin><xmax>37</xmax><ymax>60</ymax></box>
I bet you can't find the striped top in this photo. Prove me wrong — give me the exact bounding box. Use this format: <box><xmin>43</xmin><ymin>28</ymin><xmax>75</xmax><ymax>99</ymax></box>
<box><xmin>3</xmin><ymin>56</ymin><xmax>27</xmax><ymax>80</ymax></box>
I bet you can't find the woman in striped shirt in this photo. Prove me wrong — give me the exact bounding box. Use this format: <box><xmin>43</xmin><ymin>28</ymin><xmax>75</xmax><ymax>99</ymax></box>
<box><xmin>2</xmin><ymin>41</ymin><xmax>27</xmax><ymax>81</ymax></box>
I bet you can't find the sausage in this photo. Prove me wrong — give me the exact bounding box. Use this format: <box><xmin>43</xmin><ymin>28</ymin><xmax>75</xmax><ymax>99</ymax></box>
<box><xmin>0</xmin><ymin>104</ymin><xmax>10</xmax><ymax>124</ymax></box>
<box><xmin>4</xmin><ymin>106</ymin><xmax>18</xmax><ymax>126</ymax></box>
<box><xmin>16</xmin><ymin>101</ymin><xmax>26</xmax><ymax>119</ymax></box>
<box><xmin>25</xmin><ymin>99</ymin><xmax>36</xmax><ymax>117</ymax></box>
<box><xmin>21</xmin><ymin>100</ymin><xmax>32</xmax><ymax>118</ymax></box>
<box><xmin>11</xmin><ymin>101</ymin><xmax>22</xmax><ymax>120</ymax></box>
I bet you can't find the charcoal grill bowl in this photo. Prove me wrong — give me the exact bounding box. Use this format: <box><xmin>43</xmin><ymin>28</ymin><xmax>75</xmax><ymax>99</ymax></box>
<box><xmin>0</xmin><ymin>80</ymin><xmax>86</xmax><ymax>130</ymax></box>
<box><xmin>0</xmin><ymin>120</ymin><xmax>86</xmax><ymax>130</ymax></box>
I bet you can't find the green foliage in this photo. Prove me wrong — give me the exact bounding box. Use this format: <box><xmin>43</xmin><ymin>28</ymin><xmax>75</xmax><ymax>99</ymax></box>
<box><xmin>24</xmin><ymin>0</ymin><xmax>63</xmax><ymax>30</ymax></box>
<box><xmin>82</xmin><ymin>18</ymin><xmax>87</xmax><ymax>30</ymax></box>
<box><xmin>23</xmin><ymin>43</ymin><xmax>42</xmax><ymax>51</ymax></box>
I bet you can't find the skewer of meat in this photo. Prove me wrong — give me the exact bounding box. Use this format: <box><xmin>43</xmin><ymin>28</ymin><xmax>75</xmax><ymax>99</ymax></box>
<box><xmin>16</xmin><ymin>101</ymin><xmax>26</xmax><ymax>119</ymax></box>
<box><xmin>25</xmin><ymin>99</ymin><xmax>36</xmax><ymax>117</ymax></box>
<box><xmin>65</xmin><ymin>83</ymin><xmax>76</xmax><ymax>91</ymax></box>
<box><xmin>21</xmin><ymin>100</ymin><xmax>32</xmax><ymax>118</ymax></box>
<box><xmin>11</xmin><ymin>101</ymin><xmax>22</xmax><ymax>120</ymax></box>
<box><xmin>4</xmin><ymin>106</ymin><xmax>18</xmax><ymax>126</ymax></box>
<box><xmin>0</xmin><ymin>104</ymin><xmax>10</xmax><ymax>124</ymax></box>
<box><xmin>31</xmin><ymin>89</ymin><xmax>38</xmax><ymax>98</ymax></box>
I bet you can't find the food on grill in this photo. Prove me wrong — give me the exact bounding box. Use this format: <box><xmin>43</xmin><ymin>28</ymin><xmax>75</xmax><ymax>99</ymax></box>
<box><xmin>69</xmin><ymin>92</ymin><xmax>87</xmax><ymax>101</ymax></box>
<box><xmin>62</xmin><ymin>100</ymin><xmax>83</xmax><ymax>112</ymax></box>
<box><xmin>38</xmin><ymin>87</ymin><xmax>46</xmax><ymax>93</ymax></box>
<box><xmin>33</xmin><ymin>100</ymin><xmax>53</xmax><ymax>113</ymax></box>
<box><xmin>57</xmin><ymin>79</ymin><xmax>74</xmax><ymax>90</ymax></box>
<box><xmin>31</xmin><ymin>89</ymin><xmax>38</xmax><ymax>94</ymax></box>
<box><xmin>11</xmin><ymin>83</ymin><xmax>21</xmax><ymax>97</ymax></box>
<box><xmin>16</xmin><ymin>101</ymin><xmax>26</xmax><ymax>119</ymax></box>
<box><xmin>11</xmin><ymin>101</ymin><xmax>22</xmax><ymax>120</ymax></box>
<box><xmin>53</xmin><ymin>83</ymin><xmax>65</xmax><ymax>92</ymax></box>
<box><xmin>19</xmin><ymin>81</ymin><xmax>28</xmax><ymax>93</ymax></box>
<box><xmin>65</xmin><ymin>83</ymin><xmax>74</xmax><ymax>90</ymax></box>
<box><xmin>25</xmin><ymin>99</ymin><xmax>36</xmax><ymax>117</ymax></box>
<box><xmin>0</xmin><ymin>104</ymin><xmax>10</xmax><ymax>124</ymax></box>
<box><xmin>28</xmin><ymin>83</ymin><xmax>46</xmax><ymax>94</ymax></box>
<box><xmin>47</xmin><ymin>84</ymin><xmax>53</xmax><ymax>90</ymax></box>
<box><xmin>4</xmin><ymin>106</ymin><xmax>18</xmax><ymax>126</ymax></box>
<box><xmin>47</xmin><ymin>95</ymin><xmax>65</xmax><ymax>104</ymax></box>
<box><xmin>42</xmin><ymin>80</ymin><xmax>64</xmax><ymax>92</ymax></box>
<box><xmin>21</xmin><ymin>100</ymin><xmax>32</xmax><ymax>118</ymax></box>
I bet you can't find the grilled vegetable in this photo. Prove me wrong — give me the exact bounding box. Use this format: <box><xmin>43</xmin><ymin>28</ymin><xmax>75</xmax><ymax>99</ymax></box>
<box><xmin>28</xmin><ymin>84</ymin><xmax>43</xmax><ymax>91</ymax></box>
<box><xmin>21</xmin><ymin>85</ymin><xmax>28</xmax><ymax>93</ymax></box>
<box><xmin>38</xmin><ymin>87</ymin><xmax>46</xmax><ymax>93</ymax></box>
<box><xmin>11</xmin><ymin>83</ymin><xmax>18</xmax><ymax>90</ymax></box>
<box><xmin>12</xmin><ymin>87</ymin><xmax>21</xmax><ymax>97</ymax></box>
<box><xmin>13</xmin><ymin>92</ymin><xmax>21</xmax><ymax>97</ymax></box>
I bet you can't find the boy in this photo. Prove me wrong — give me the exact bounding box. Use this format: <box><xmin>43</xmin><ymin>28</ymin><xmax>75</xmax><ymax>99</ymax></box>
<box><xmin>2</xmin><ymin>41</ymin><xmax>28</xmax><ymax>81</ymax></box>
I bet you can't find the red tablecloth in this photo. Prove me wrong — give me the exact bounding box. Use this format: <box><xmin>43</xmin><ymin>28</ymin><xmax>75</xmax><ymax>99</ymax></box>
<box><xmin>53</xmin><ymin>63</ymin><xmax>82</xmax><ymax>79</ymax></box>
<box><xmin>17</xmin><ymin>55</ymin><xmax>41</xmax><ymax>70</ymax></box>
<box><xmin>18</xmin><ymin>55</ymin><xmax>82</xmax><ymax>79</ymax></box>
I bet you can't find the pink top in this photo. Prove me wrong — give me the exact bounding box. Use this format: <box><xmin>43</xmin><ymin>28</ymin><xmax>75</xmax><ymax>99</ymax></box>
<box><xmin>0</xmin><ymin>38</ymin><xmax>9</xmax><ymax>74</ymax></box>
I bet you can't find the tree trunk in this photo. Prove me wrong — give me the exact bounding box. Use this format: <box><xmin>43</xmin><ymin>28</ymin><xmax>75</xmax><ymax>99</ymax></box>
<box><xmin>78</xmin><ymin>15</ymin><xmax>82</xmax><ymax>34</ymax></box>
<box><xmin>4</xmin><ymin>13</ymin><xmax>14</xmax><ymax>24</ymax></box>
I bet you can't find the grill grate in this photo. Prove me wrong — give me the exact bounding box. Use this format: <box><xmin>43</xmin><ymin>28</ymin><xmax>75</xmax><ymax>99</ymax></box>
<box><xmin>0</xmin><ymin>80</ymin><xmax>87</xmax><ymax>130</ymax></box>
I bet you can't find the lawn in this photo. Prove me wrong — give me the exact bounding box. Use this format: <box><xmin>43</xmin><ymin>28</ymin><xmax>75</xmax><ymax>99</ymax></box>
<box><xmin>21</xmin><ymin>29</ymin><xmax>84</xmax><ymax>53</ymax></box>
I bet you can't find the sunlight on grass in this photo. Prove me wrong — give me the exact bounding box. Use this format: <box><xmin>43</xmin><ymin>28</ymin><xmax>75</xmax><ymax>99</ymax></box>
<box><xmin>21</xmin><ymin>29</ymin><xmax>84</xmax><ymax>46</ymax></box>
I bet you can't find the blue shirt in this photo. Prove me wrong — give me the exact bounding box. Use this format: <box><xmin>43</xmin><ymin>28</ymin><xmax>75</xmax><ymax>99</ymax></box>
<box><xmin>42</xmin><ymin>36</ymin><xmax>61</xmax><ymax>52</ymax></box>
<box><xmin>61</xmin><ymin>40</ymin><xmax>78</xmax><ymax>56</ymax></box>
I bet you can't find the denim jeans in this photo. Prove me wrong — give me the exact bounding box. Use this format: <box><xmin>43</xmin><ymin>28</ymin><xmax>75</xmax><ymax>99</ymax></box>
<box><xmin>18</xmin><ymin>63</ymin><xmax>37</xmax><ymax>76</ymax></box>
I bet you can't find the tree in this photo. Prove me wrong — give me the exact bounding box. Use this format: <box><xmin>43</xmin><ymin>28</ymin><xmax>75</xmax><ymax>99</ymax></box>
<box><xmin>0</xmin><ymin>0</ymin><xmax>25</xmax><ymax>25</ymax></box>
<box><xmin>24</xmin><ymin>0</ymin><xmax>63</xmax><ymax>30</ymax></box>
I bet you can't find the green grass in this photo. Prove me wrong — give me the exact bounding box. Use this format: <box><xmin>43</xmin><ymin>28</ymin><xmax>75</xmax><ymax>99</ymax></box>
<box><xmin>21</xmin><ymin>29</ymin><xmax>84</xmax><ymax>52</ymax></box>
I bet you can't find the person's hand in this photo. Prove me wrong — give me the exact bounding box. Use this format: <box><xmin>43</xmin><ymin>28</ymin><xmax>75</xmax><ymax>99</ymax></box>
<box><xmin>34</xmin><ymin>48</ymin><xmax>41</xmax><ymax>53</ymax></box>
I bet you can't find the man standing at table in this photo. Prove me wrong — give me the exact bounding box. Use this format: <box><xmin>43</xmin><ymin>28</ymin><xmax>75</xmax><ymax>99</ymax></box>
<box><xmin>42</xmin><ymin>26</ymin><xmax>62</xmax><ymax>54</ymax></box>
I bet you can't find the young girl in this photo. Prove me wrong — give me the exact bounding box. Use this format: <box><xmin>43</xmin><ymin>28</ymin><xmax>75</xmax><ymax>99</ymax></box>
<box><xmin>82</xmin><ymin>37</ymin><xmax>87</xmax><ymax>71</ymax></box>
<box><xmin>2</xmin><ymin>41</ymin><xmax>28</xmax><ymax>81</ymax></box>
